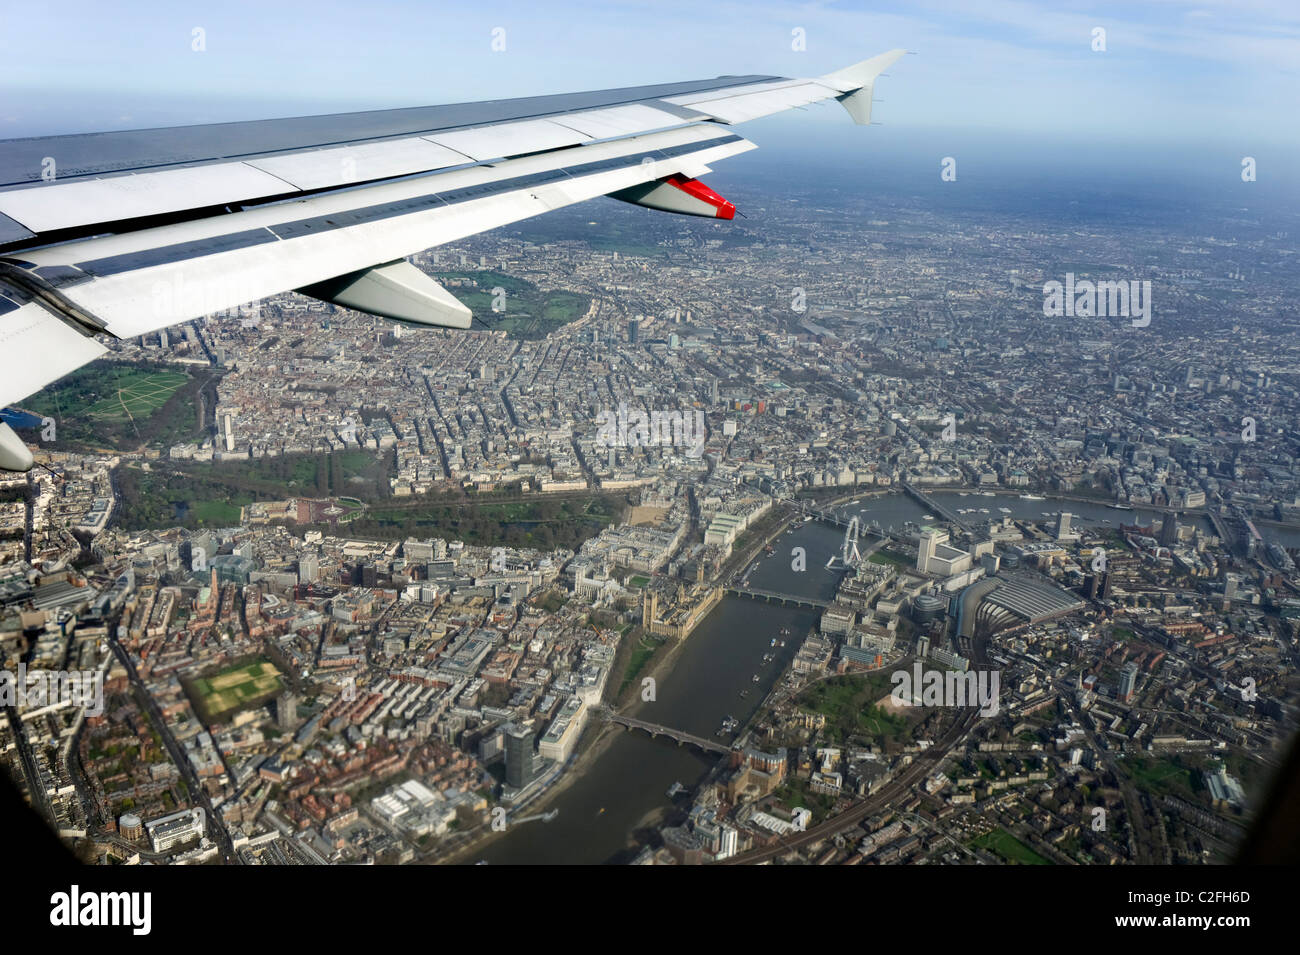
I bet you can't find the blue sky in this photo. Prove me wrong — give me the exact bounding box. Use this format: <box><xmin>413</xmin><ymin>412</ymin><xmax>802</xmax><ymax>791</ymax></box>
<box><xmin>2</xmin><ymin>0</ymin><xmax>1296</xmax><ymax>159</ymax></box>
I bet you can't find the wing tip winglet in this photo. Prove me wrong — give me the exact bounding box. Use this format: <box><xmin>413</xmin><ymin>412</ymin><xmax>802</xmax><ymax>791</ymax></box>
<box><xmin>821</xmin><ymin>49</ymin><xmax>908</xmax><ymax>126</ymax></box>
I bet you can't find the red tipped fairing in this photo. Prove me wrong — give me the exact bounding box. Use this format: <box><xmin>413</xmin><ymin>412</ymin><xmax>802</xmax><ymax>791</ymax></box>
<box><xmin>662</xmin><ymin>175</ymin><xmax>737</xmax><ymax>219</ymax></box>
<box><xmin>608</xmin><ymin>175</ymin><xmax>737</xmax><ymax>219</ymax></box>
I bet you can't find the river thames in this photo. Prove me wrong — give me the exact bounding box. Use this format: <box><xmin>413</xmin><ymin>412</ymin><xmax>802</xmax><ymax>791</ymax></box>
<box><xmin>469</xmin><ymin>489</ymin><xmax>1289</xmax><ymax>863</ymax></box>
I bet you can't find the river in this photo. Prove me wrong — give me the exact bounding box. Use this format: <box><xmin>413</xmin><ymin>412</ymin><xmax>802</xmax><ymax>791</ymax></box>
<box><xmin>467</xmin><ymin>488</ymin><xmax>1293</xmax><ymax>863</ymax></box>
<box><xmin>470</xmin><ymin>520</ymin><xmax>845</xmax><ymax>864</ymax></box>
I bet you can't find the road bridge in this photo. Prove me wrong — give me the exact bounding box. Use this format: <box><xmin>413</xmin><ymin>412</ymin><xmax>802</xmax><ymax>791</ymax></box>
<box><xmin>901</xmin><ymin>482</ymin><xmax>970</xmax><ymax>531</ymax></box>
<box><xmin>725</xmin><ymin>586</ymin><xmax>831</xmax><ymax>610</ymax></box>
<box><xmin>593</xmin><ymin>707</ymin><xmax>731</xmax><ymax>755</ymax></box>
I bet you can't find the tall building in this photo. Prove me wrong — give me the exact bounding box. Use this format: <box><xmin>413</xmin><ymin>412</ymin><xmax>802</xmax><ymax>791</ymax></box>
<box><xmin>222</xmin><ymin>412</ymin><xmax>235</xmax><ymax>452</ymax></box>
<box><xmin>628</xmin><ymin>319</ymin><xmax>640</xmax><ymax>344</ymax></box>
<box><xmin>916</xmin><ymin>529</ymin><xmax>972</xmax><ymax>576</ymax></box>
<box><xmin>278</xmin><ymin>691</ymin><xmax>298</xmax><ymax>731</ymax></box>
<box><xmin>299</xmin><ymin>553</ymin><xmax>319</xmax><ymax>584</ymax></box>
<box><xmin>916</xmin><ymin>530</ymin><xmax>938</xmax><ymax>571</ymax></box>
<box><xmin>504</xmin><ymin>723</ymin><xmax>540</xmax><ymax>789</ymax></box>
<box><xmin>1119</xmin><ymin>662</ymin><xmax>1139</xmax><ymax>703</ymax></box>
<box><xmin>1055</xmin><ymin>512</ymin><xmax>1073</xmax><ymax>540</ymax></box>
<box><xmin>1160</xmin><ymin>513</ymin><xmax>1179</xmax><ymax>547</ymax></box>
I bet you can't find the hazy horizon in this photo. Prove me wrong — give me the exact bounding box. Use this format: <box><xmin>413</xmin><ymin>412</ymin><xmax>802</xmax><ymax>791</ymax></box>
<box><xmin>3</xmin><ymin>0</ymin><xmax>1296</xmax><ymax>155</ymax></box>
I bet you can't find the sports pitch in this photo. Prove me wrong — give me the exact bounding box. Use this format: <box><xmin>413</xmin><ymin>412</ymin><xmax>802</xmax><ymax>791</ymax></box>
<box><xmin>189</xmin><ymin>659</ymin><xmax>284</xmax><ymax>721</ymax></box>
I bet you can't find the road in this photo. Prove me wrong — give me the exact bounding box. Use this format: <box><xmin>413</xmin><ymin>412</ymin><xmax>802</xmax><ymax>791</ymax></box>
<box><xmin>5</xmin><ymin>706</ymin><xmax>56</xmax><ymax>826</ymax></box>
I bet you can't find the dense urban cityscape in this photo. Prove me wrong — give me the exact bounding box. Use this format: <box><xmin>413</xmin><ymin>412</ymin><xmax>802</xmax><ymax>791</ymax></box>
<box><xmin>3</xmin><ymin>160</ymin><xmax>1296</xmax><ymax>870</ymax></box>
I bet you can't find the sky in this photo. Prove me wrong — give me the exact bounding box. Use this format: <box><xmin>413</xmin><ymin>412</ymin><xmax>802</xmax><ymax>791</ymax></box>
<box><xmin>1</xmin><ymin>0</ymin><xmax>1297</xmax><ymax>181</ymax></box>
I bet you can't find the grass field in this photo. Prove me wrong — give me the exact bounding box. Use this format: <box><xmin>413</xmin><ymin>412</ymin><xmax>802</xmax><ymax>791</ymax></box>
<box><xmin>431</xmin><ymin>270</ymin><xmax>589</xmax><ymax>339</ymax></box>
<box><xmin>189</xmin><ymin>659</ymin><xmax>283</xmax><ymax>722</ymax></box>
<box><xmin>188</xmin><ymin>499</ymin><xmax>245</xmax><ymax>524</ymax></box>
<box><xmin>21</xmin><ymin>361</ymin><xmax>205</xmax><ymax>451</ymax></box>
<box><xmin>1122</xmin><ymin>754</ymin><xmax>1199</xmax><ymax>801</ymax></box>
<box><xmin>972</xmin><ymin>828</ymin><xmax>1052</xmax><ymax>865</ymax></box>
<box><xmin>84</xmin><ymin>369</ymin><xmax>189</xmax><ymax>422</ymax></box>
<box><xmin>618</xmin><ymin>634</ymin><xmax>659</xmax><ymax>696</ymax></box>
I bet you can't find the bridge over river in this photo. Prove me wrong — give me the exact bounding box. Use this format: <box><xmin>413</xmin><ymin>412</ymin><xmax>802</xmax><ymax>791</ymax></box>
<box><xmin>725</xmin><ymin>585</ymin><xmax>832</xmax><ymax>610</ymax></box>
<box><xmin>901</xmin><ymin>482</ymin><xmax>970</xmax><ymax>531</ymax></box>
<box><xmin>592</xmin><ymin>706</ymin><xmax>732</xmax><ymax>756</ymax></box>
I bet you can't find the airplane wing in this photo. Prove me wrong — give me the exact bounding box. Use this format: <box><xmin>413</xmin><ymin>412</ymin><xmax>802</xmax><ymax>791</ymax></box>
<box><xmin>0</xmin><ymin>49</ymin><xmax>905</xmax><ymax>471</ymax></box>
